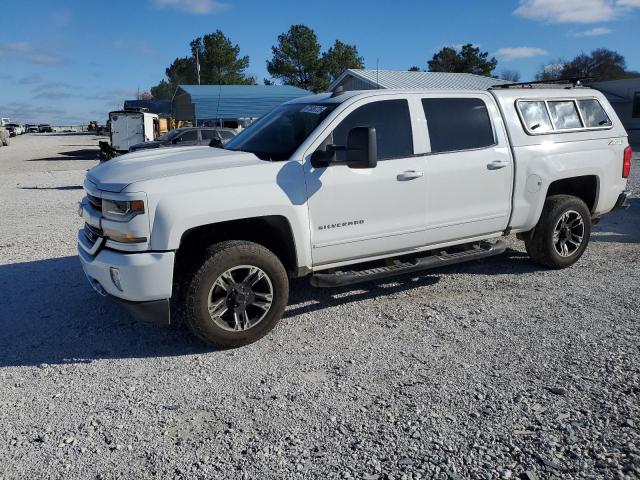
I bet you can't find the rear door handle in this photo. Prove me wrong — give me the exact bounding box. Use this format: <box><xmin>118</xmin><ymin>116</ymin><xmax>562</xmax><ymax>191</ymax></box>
<box><xmin>487</xmin><ymin>160</ymin><xmax>509</xmax><ymax>170</ymax></box>
<box><xmin>397</xmin><ymin>170</ymin><xmax>424</xmax><ymax>181</ymax></box>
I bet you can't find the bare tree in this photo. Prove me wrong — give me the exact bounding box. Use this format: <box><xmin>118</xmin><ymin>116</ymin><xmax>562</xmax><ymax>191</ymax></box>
<box><xmin>499</xmin><ymin>70</ymin><xmax>520</xmax><ymax>82</ymax></box>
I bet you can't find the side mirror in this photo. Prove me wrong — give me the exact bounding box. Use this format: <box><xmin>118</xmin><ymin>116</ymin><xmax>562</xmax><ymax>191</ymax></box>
<box><xmin>346</xmin><ymin>127</ymin><xmax>377</xmax><ymax>169</ymax></box>
<box><xmin>209</xmin><ymin>137</ymin><xmax>223</xmax><ymax>148</ymax></box>
<box><xmin>310</xmin><ymin>148</ymin><xmax>335</xmax><ymax>168</ymax></box>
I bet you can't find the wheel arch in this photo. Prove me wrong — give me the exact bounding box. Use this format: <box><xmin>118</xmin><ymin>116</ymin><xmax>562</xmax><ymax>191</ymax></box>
<box><xmin>173</xmin><ymin>215</ymin><xmax>301</xmax><ymax>288</ymax></box>
<box><xmin>545</xmin><ymin>175</ymin><xmax>600</xmax><ymax>213</ymax></box>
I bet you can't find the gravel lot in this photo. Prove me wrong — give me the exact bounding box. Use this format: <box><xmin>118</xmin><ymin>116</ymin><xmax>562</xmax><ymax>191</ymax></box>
<box><xmin>0</xmin><ymin>133</ymin><xmax>639</xmax><ymax>479</ymax></box>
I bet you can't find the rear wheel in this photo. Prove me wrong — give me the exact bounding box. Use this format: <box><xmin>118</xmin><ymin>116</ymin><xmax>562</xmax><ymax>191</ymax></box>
<box><xmin>184</xmin><ymin>241</ymin><xmax>289</xmax><ymax>348</ymax></box>
<box><xmin>524</xmin><ymin>195</ymin><xmax>591</xmax><ymax>269</ymax></box>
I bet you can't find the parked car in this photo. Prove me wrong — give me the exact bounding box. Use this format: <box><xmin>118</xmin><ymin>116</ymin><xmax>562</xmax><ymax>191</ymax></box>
<box><xmin>128</xmin><ymin>127</ymin><xmax>237</xmax><ymax>152</ymax></box>
<box><xmin>38</xmin><ymin>124</ymin><xmax>53</xmax><ymax>133</ymax></box>
<box><xmin>5</xmin><ymin>123</ymin><xmax>23</xmax><ymax>136</ymax></box>
<box><xmin>78</xmin><ymin>86</ymin><xmax>631</xmax><ymax>348</ymax></box>
<box><xmin>0</xmin><ymin>125</ymin><xmax>8</xmax><ymax>146</ymax></box>
<box><xmin>25</xmin><ymin>124</ymin><xmax>39</xmax><ymax>133</ymax></box>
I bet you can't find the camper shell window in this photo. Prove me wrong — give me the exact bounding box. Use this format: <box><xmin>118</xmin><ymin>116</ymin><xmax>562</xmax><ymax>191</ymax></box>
<box><xmin>516</xmin><ymin>98</ymin><xmax>613</xmax><ymax>135</ymax></box>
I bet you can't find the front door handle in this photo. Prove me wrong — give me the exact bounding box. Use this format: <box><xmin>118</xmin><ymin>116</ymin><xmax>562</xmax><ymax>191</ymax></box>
<box><xmin>487</xmin><ymin>160</ymin><xmax>509</xmax><ymax>170</ymax></box>
<box><xmin>397</xmin><ymin>170</ymin><xmax>424</xmax><ymax>181</ymax></box>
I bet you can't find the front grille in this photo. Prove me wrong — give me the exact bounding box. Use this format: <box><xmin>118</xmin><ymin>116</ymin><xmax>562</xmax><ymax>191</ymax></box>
<box><xmin>87</xmin><ymin>193</ymin><xmax>102</xmax><ymax>211</ymax></box>
<box><xmin>84</xmin><ymin>223</ymin><xmax>103</xmax><ymax>244</ymax></box>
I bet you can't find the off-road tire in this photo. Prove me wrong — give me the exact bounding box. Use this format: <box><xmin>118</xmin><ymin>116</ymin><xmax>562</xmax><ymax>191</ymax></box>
<box><xmin>184</xmin><ymin>240</ymin><xmax>289</xmax><ymax>348</ymax></box>
<box><xmin>525</xmin><ymin>195</ymin><xmax>591</xmax><ymax>269</ymax></box>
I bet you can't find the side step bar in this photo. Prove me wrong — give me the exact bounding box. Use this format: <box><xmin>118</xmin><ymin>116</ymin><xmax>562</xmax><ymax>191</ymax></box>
<box><xmin>310</xmin><ymin>240</ymin><xmax>506</xmax><ymax>288</ymax></box>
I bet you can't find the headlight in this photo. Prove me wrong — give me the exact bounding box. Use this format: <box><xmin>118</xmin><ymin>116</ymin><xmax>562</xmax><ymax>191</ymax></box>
<box><xmin>102</xmin><ymin>228</ymin><xmax>147</xmax><ymax>244</ymax></box>
<box><xmin>102</xmin><ymin>199</ymin><xmax>145</xmax><ymax>221</ymax></box>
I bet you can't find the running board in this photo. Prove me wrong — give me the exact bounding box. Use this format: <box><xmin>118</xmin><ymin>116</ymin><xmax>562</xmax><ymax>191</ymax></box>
<box><xmin>310</xmin><ymin>241</ymin><xmax>506</xmax><ymax>288</ymax></box>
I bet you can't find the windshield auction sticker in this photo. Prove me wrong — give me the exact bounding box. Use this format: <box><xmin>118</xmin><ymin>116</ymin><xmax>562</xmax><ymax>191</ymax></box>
<box><xmin>300</xmin><ymin>105</ymin><xmax>327</xmax><ymax>115</ymax></box>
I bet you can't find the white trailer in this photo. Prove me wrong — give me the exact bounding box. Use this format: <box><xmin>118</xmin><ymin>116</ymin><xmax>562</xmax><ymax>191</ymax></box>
<box><xmin>108</xmin><ymin>110</ymin><xmax>159</xmax><ymax>152</ymax></box>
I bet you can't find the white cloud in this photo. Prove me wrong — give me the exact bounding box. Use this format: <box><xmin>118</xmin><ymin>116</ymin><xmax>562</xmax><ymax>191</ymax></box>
<box><xmin>52</xmin><ymin>9</ymin><xmax>72</xmax><ymax>27</ymax></box>
<box><xmin>514</xmin><ymin>0</ymin><xmax>640</xmax><ymax>23</ymax></box>
<box><xmin>151</xmin><ymin>0</ymin><xmax>228</xmax><ymax>14</ymax></box>
<box><xmin>33</xmin><ymin>91</ymin><xmax>75</xmax><ymax>100</ymax></box>
<box><xmin>113</xmin><ymin>39</ymin><xmax>158</xmax><ymax>57</ymax></box>
<box><xmin>0</xmin><ymin>42</ymin><xmax>63</xmax><ymax>65</ymax></box>
<box><xmin>495</xmin><ymin>47</ymin><xmax>548</xmax><ymax>61</ymax></box>
<box><xmin>573</xmin><ymin>27</ymin><xmax>612</xmax><ymax>36</ymax></box>
<box><xmin>19</xmin><ymin>74</ymin><xmax>44</xmax><ymax>85</ymax></box>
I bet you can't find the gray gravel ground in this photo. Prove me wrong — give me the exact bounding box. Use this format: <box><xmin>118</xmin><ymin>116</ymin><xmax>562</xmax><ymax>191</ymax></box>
<box><xmin>0</xmin><ymin>133</ymin><xmax>639</xmax><ymax>479</ymax></box>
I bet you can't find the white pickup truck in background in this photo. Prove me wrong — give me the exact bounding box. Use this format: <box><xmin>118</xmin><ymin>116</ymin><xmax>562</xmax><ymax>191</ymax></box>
<box><xmin>78</xmin><ymin>85</ymin><xmax>632</xmax><ymax>347</ymax></box>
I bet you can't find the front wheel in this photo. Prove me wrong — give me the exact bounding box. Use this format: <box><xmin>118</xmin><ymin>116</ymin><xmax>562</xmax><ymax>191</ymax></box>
<box><xmin>184</xmin><ymin>241</ymin><xmax>289</xmax><ymax>348</ymax></box>
<box><xmin>524</xmin><ymin>195</ymin><xmax>592</xmax><ymax>269</ymax></box>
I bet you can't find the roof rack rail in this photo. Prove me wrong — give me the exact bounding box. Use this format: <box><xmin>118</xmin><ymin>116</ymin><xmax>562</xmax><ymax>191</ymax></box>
<box><xmin>491</xmin><ymin>77</ymin><xmax>593</xmax><ymax>89</ymax></box>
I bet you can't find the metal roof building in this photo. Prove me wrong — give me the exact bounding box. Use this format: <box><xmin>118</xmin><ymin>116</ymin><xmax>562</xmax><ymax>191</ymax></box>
<box><xmin>123</xmin><ymin>99</ymin><xmax>172</xmax><ymax>116</ymax></box>
<box><xmin>591</xmin><ymin>77</ymin><xmax>640</xmax><ymax>145</ymax></box>
<box><xmin>329</xmin><ymin>69</ymin><xmax>509</xmax><ymax>91</ymax></box>
<box><xmin>173</xmin><ymin>85</ymin><xmax>311</xmax><ymax>125</ymax></box>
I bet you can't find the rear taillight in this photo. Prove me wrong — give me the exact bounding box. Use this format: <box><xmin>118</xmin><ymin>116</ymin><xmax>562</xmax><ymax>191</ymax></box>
<box><xmin>623</xmin><ymin>146</ymin><xmax>632</xmax><ymax>178</ymax></box>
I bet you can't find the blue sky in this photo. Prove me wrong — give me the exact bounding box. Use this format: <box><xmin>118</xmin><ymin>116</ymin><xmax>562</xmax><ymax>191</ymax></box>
<box><xmin>1</xmin><ymin>0</ymin><xmax>639</xmax><ymax>124</ymax></box>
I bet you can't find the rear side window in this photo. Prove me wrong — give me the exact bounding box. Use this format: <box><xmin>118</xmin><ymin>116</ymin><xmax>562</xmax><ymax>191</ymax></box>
<box><xmin>422</xmin><ymin>98</ymin><xmax>495</xmax><ymax>153</ymax></box>
<box><xmin>577</xmin><ymin>99</ymin><xmax>612</xmax><ymax>127</ymax></box>
<box><xmin>633</xmin><ymin>92</ymin><xmax>640</xmax><ymax>119</ymax></box>
<box><xmin>548</xmin><ymin>101</ymin><xmax>582</xmax><ymax>129</ymax></box>
<box><xmin>201</xmin><ymin>129</ymin><xmax>219</xmax><ymax>140</ymax></box>
<box><xmin>332</xmin><ymin>99</ymin><xmax>413</xmax><ymax>160</ymax></box>
<box><xmin>518</xmin><ymin>101</ymin><xmax>553</xmax><ymax>133</ymax></box>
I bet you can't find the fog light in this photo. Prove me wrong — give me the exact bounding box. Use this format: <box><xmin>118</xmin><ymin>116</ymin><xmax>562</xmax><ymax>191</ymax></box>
<box><xmin>110</xmin><ymin>267</ymin><xmax>123</xmax><ymax>291</ymax></box>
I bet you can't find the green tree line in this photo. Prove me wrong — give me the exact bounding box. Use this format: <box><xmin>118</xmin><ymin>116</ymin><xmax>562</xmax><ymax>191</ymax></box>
<box><xmin>150</xmin><ymin>29</ymin><xmax>638</xmax><ymax>100</ymax></box>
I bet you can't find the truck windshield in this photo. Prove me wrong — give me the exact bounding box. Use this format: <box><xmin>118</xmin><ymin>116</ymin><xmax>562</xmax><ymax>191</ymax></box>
<box><xmin>225</xmin><ymin>103</ymin><xmax>337</xmax><ymax>161</ymax></box>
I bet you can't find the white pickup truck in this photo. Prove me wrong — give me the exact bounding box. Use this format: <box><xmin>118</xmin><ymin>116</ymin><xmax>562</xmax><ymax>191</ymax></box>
<box><xmin>78</xmin><ymin>86</ymin><xmax>632</xmax><ymax>347</ymax></box>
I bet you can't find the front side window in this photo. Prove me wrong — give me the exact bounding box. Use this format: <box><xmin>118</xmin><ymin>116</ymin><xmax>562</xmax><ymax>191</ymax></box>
<box><xmin>577</xmin><ymin>99</ymin><xmax>612</xmax><ymax>128</ymax></box>
<box><xmin>157</xmin><ymin>129</ymin><xmax>181</xmax><ymax>141</ymax></box>
<box><xmin>518</xmin><ymin>101</ymin><xmax>553</xmax><ymax>133</ymax></box>
<box><xmin>330</xmin><ymin>99</ymin><xmax>413</xmax><ymax>161</ymax></box>
<box><xmin>422</xmin><ymin>97</ymin><xmax>495</xmax><ymax>153</ymax></box>
<box><xmin>226</xmin><ymin>103</ymin><xmax>337</xmax><ymax>161</ymax></box>
<box><xmin>547</xmin><ymin>101</ymin><xmax>583</xmax><ymax>129</ymax></box>
<box><xmin>177</xmin><ymin>130</ymin><xmax>198</xmax><ymax>142</ymax></box>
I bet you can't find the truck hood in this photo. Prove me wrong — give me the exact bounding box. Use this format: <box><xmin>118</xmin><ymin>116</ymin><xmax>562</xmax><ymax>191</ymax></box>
<box><xmin>87</xmin><ymin>146</ymin><xmax>264</xmax><ymax>192</ymax></box>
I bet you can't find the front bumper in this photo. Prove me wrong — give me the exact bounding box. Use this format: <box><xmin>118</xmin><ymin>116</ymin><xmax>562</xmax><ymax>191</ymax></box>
<box><xmin>107</xmin><ymin>295</ymin><xmax>170</xmax><ymax>326</ymax></box>
<box><xmin>78</xmin><ymin>234</ymin><xmax>174</xmax><ymax>323</ymax></box>
<box><xmin>611</xmin><ymin>191</ymin><xmax>631</xmax><ymax>212</ymax></box>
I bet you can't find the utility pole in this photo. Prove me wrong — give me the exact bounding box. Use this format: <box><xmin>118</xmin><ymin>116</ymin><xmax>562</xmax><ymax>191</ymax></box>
<box><xmin>196</xmin><ymin>49</ymin><xmax>201</xmax><ymax>85</ymax></box>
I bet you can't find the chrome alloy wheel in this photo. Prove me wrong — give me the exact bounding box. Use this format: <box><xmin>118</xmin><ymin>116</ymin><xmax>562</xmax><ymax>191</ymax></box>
<box><xmin>207</xmin><ymin>265</ymin><xmax>274</xmax><ymax>332</ymax></box>
<box><xmin>553</xmin><ymin>210</ymin><xmax>584</xmax><ymax>257</ymax></box>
